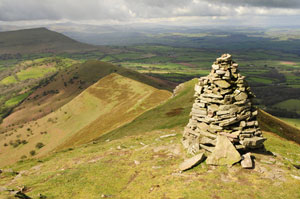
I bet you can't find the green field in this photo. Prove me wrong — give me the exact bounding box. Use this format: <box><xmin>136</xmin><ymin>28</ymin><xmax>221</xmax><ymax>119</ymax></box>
<box><xmin>274</xmin><ymin>99</ymin><xmax>300</xmax><ymax>114</ymax></box>
<box><xmin>5</xmin><ymin>92</ymin><xmax>31</xmax><ymax>107</ymax></box>
<box><xmin>17</xmin><ymin>66</ymin><xmax>56</xmax><ymax>81</ymax></box>
<box><xmin>280</xmin><ymin>117</ymin><xmax>300</xmax><ymax>129</ymax></box>
<box><xmin>0</xmin><ymin>76</ymin><xmax>17</xmax><ymax>85</ymax></box>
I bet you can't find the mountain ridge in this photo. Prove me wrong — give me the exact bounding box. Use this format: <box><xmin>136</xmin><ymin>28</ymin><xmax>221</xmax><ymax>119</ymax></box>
<box><xmin>0</xmin><ymin>27</ymin><xmax>97</xmax><ymax>55</ymax></box>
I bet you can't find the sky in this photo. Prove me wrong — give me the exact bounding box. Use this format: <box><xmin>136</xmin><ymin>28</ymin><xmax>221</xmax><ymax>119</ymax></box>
<box><xmin>0</xmin><ymin>0</ymin><xmax>300</xmax><ymax>29</ymax></box>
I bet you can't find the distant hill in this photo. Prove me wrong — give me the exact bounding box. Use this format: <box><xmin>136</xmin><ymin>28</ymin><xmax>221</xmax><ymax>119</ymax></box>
<box><xmin>2</xmin><ymin>60</ymin><xmax>175</xmax><ymax>128</ymax></box>
<box><xmin>0</xmin><ymin>28</ymin><xmax>97</xmax><ymax>55</ymax></box>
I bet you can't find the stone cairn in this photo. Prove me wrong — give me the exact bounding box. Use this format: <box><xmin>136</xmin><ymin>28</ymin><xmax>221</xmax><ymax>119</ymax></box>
<box><xmin>182</xmin><ymin>54</ymin><xmax>266</xmax><ymax>157</ymax></box>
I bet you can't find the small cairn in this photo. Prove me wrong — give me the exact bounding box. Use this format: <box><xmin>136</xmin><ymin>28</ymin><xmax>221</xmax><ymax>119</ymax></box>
<box><xmin>182</xmin><ymin>54</ymin><xmax>266</xmax><ymax>160</ymax></box>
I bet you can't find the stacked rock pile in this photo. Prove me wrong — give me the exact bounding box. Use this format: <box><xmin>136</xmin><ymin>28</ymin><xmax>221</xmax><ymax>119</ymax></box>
<box><xmin>182</xmin><ymin>54</ymin><xmax>266</xmax><ymax>156</ymax></box>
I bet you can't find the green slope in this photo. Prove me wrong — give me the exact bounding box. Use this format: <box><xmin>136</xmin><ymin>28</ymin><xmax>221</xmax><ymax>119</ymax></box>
<box><xmin>98</xmin><ymin>79</ymin><xmax>197</xmax><ymax>141</ymax></box>
<box><xmin>99</xmin><ymin>78</ymin><xmax>300</xmax><ymax>145</ymax></box>
<box><xmin>1</xmin><ymin>78</ymin><xmax>300</xmax><ymax>199</ymax></box>
<box><xmin>2</xmin><ymin>60</ymin><xmax>175</xmax><ymax>128</ymax></box>
<box><xmin>0</xmin><ymin>73</ymin><xmax>172</xmax><ymax>166</ymax></box>
<box><xmin>1</xmin><ymin>123</ymin><xmax>300</xmax><ymax>199</ymax></box>
<box><xmin>258</xmin><ymin>109</ymin><xmax>300</xmax><ymax>144</ymax></box>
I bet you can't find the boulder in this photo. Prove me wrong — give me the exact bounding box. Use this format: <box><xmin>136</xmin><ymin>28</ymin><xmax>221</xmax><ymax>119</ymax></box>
<box><xmin>240</xmin><ymin>137</ymin><xmax>267</xmax><ymax>149</ymax></box>
<box><xmin>179</xmin><ymin>152</ymin><xmax>206</xmax><ymax>171</ymax></box>
<box><xmin>241</xmin><ymin>153</ymin><xmax>253</xmax><ymax>169</ymax></box>
<box><xmin>206</xmin><ymin>135</ymin><xmax>241</xmax><ymax>166</ymax></box>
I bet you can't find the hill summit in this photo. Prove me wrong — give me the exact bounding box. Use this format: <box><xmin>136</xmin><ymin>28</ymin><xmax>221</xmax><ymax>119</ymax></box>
<box><xmin>0</xmin><ymin>28</ymin><xmax>96</xmax><ymax>55</ymax></box>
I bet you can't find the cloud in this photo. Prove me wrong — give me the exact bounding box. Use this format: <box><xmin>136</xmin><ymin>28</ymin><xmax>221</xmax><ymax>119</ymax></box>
<box><xmin>205</xmin><ymin>0</ymin><xmax>300</xmax><ymax>9</ymax></box>
<box><xmin>0</xmin><ymin>0</ymin><xmax>299</xmax><ymax>27</ymax></box>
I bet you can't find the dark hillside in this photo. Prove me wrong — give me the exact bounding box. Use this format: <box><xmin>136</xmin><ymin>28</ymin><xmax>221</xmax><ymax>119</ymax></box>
<box><xmin>0</xmin><ymin>28</ymin><xmax>96</xmax><ymax>55</ymax></box>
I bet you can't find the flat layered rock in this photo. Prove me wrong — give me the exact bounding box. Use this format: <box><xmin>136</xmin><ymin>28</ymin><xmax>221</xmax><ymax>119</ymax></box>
<box><xmin>179</xmin><ymin>152</ymin><xmax>206</xmax><ymax>171</ymax></box>
<box><xmin>241</xmin><ymin>137</ymin><xmax>267</xmax><ymax>149</ymax></box>
<box><xmin>214</xmin><ymin>80</ymin><xmax>231</xmax><ymax>88</ymax></box>
<box><xmin>241</xmin><ymin>152</ymin><xmax>253</xmax><ymax>169</ymax></box>
<box><xmin>206</xmin><ymin>135</ymin><xmax>241</xmax><ymax>166</ymax></box>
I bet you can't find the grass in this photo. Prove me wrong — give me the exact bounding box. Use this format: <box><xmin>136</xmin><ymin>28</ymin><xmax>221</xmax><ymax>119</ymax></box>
<box><xmin>4</xmin><ymin>92</ymin><xmax>31</xmax><ymax>107</ymax></box>
<box><xmin>17</xmin><ymin>66</ymin><xmax>57</xmax><ymax>81</ymax></box>
<box><xmin>0</xmin><ymin>76</ymin><xmax>17</xmax><ymax>85</ymax></box>
<box><xmin>247</xmin><ymin>77</ymin><xmax>273</xmax><ymax>84</ymax></box>
<box><xmin>1</xmin><ymin>60</ymin><xmax>174</xmax><ymax>129</ymax></box>
<box><xmin>98</xmin><ymin>79</ymin><xmax>197</xmax><ymax>141</ymax></box>
<box><xmin>0</xmin><ymin>127</ymin><xmax>300</xmax><ymax>199</ymax></box>
<box><xmin>258</xmin><ymin>109</ymin><xmax>300</xmax><ymax>144</ymax></box>
<box><xmin>0</xmin><ymin>72</ymin><xmax>171</xmax><ymax>166</ymax></box>
<box><xmin>280</xmin><ymin>118</ymin><xmax>300</xmax><ymax>129</ymax></box>
<box><xmin>274</xmin><ymin>99</ymin><xmax>300</xmax><ymax>114</ymax></box>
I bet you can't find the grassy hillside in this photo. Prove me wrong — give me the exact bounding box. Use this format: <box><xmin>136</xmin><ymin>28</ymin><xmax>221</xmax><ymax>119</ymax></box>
<box><xmin>279</xmin><ymin>118</ymin><xmax>300</xmax><ymax>129</ymax></box>
<box><xmin>0</xmin><ymin>28</ymin><xmax>96</xmax><ymax>55</ymax></box>
<box><xmin>0</xmin><ymin>73</ymin><xmax>172</xmax><ymax>166</ymax></box>
<box><xmin>0</xmin><ymin>76</ymin><xmax>300</xmax><ymax>199</ymax></box>
<box><xmin>1</xmin><ymin>60</ymin><xmax>175</xmax><ymax>129</ymax></box>
<box><xmin>99</xmin><ymin>79</ymin><xmax>300</xmax><ymax>146</ymax></box>
<box><xmin>0</xmin><ymin>128</ymin><xmax>300</xmax><ymax>198</ymax></box>
<box><xmin>0</xmin><ymin>57</ymin><xmax>79</xmax><ymax>121</ymax></box>
<box><xmin>98</xmin><ymin>79</ymin><xmax>197</xmax><ymax>142</ymax></box>
<box><xmin>258</xmin><ymin>109</ymin><xmax>300</xmax><ymax>144</ymax></box>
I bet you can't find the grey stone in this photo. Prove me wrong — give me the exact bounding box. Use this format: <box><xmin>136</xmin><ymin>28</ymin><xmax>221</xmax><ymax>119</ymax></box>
<box><xmin>195</xmin><ymin>84</ymin><xmax>203</xmax><ymax>93</ymax></box>
<box><xmin>200</xmin><ymin>144</ymin><xmax>214</xmax><ymax>152</ymax></box>
<box><xmin>240</xmin><ymin>137</ymin><xmax>267</xmax><ymax>149</ymax></box>
<box><xmin>199</xmin><ymin>130</ymin><xmax>217</xmax><ymax>139</ymax></box>
<box><xmin>191</xmin><ymin>108</ymin><xmax>207</xmax><ymax>116</ymax></box>
<box><xmin>200</xmin><ymin>137</ymin><xmax>216</xmax><ymax>146</ymax></box>
<box><xmin>179</xmin><ymin>152</ymin><xmax>206</xmax><ymax>171</ymax></box>
<box><xmin>241</xmin><ymin>153</ymin><xmax>253</xmax><ymax>169</ymax></box>
<box><xmin>208</xmin><ymin>104</ymin><xmax>219</xmax><ymax>112</ymax></box>
<box><xmin>216</xmin><ymin>70</ymin><xmax>226</xmax><ymax>75</ymax></box>
<box><xmin>219</xmin><ymin>117</ymin><xmax>239</xmax><ymax>126</ymax></box>
<box><xmin>187</xmin><ymin>141</ymin><xmax>200</xmax><ymax>155</ymax></box>
<box><xmin>202</xmin><ymin>93</ymin><xmax>223</xmax><ymax>99</ymax></box>
<box><xmin>206</xmin><ymin>135</ymin><xmax>241</xmax><ymax>166</ymax></box>
<box><xmin>235</xmin><ymin>92</ymin><xmax>248</xmax><ymax>101</ymax></box>
<box><xmin>160</xmin><ymin>134</ymin><xmax>177</xmax><ymax>139</ymax></box>
<box><xmin>214</xmin><ymin>80</ymin><xmax>231</xmax><ymax>88</ymax></box>
<box><xmin>212</xmin><ymin>64</ymin><xmax>219</xmax><ymax>70</ymax></box>
<box><xmin>220</xmin><ymin>88</ymin><xmax>232</xmax><ymax>95</ymax></box>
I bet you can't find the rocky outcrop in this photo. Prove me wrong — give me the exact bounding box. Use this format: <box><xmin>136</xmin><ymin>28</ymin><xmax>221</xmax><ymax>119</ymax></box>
<box><xmin>182</xmin><ymin>54</ymin><xmax>266</xmax><ymax>164</ymax></box>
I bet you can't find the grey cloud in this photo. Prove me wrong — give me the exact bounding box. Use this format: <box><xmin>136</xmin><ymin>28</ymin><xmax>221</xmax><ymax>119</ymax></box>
<box><xmin>0</xmin><ymin>0</ymin><xmax>133</xmax><ymax>21</ymax></box>
<box><xmin>205</xmin><ymin>0</ymin><xmax>300</xmax><ymax>9</ymax></box>
<box><xmin>0</xmin><ymin>0</ymin><xmax>299</xmax><ymax>23</ymax></box>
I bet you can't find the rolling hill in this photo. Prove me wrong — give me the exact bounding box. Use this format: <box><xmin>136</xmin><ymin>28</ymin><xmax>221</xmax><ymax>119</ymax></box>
<box><xmin>1</xmin><ymin>60</ymin><xmax>175</xmax><ymax>129</ymax></box>
<box><xmin>0</xmin><ymin>28</ymin><xmax>97</xmax><ymax>55</ymax></box>
<box><xmin>0</xmin><ymin>72</ymin><xmax>172</xmax><ymax>166</ymax></box>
